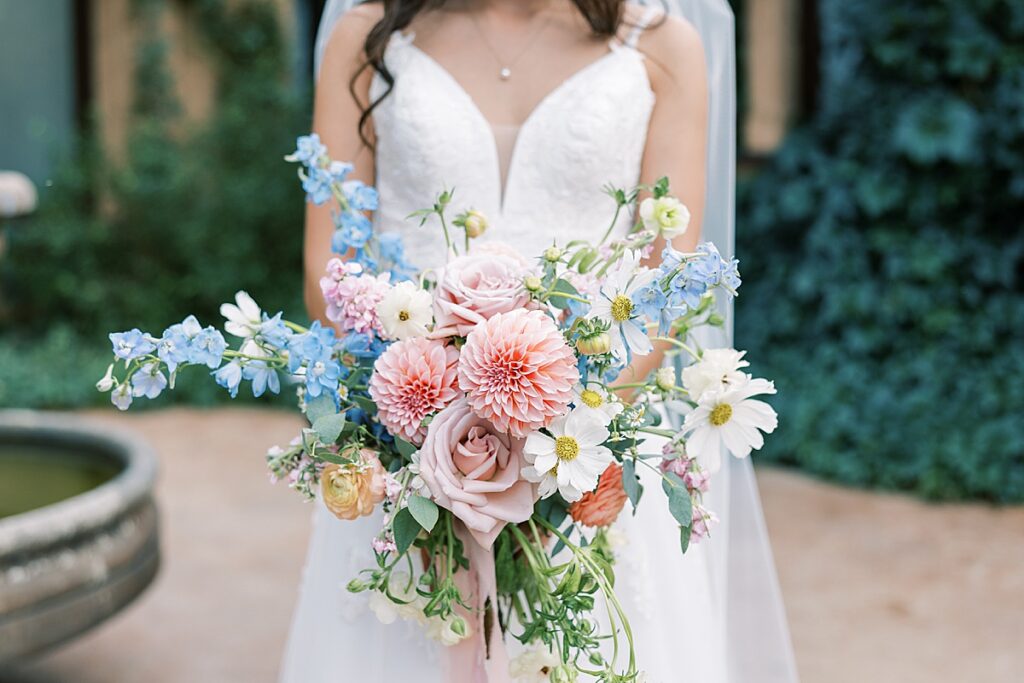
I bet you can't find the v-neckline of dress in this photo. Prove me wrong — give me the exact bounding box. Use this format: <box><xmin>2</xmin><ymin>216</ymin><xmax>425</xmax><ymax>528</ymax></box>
<box><xmin>393</xmin><ymin>31</ymin><xmax>645</xmax><ymax>214</ymax></box>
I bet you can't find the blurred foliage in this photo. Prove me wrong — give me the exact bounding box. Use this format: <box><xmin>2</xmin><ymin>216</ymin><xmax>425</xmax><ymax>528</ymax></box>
<box><xmin>0</xmin><ymin>0</ymin><xmax>308</xmax><ymax>408</ymax></box>
<box><xmin>736</xmin><ymin>0</ymin><xmax>1024</xmax><ymax>501</ymax></box>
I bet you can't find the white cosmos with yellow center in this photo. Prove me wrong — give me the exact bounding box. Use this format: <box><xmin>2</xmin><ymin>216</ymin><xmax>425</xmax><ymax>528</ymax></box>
<box><xmin>682</xmin><ymin>376</ymin><xmax>779</xmax><ymax>473</ymax></box>
<box><xmin>588</xmin><ymin>250</ymin><xmax>656</xmax><ymax>361</ymax></box>
<box><xmin>572</xmin><ymin>382</ymin><xmax>623</xmax><ymax>425</ymax></box>
<box><xmin>522</xmin><ymin>407</ymin><xmax>613</xmax><ymax>502</ymax></box>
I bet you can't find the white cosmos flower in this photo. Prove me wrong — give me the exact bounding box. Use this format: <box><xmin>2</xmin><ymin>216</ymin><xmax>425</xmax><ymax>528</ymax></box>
<box><xmin>681</xmin><ymin>348</ymin><xmax>750</xmax><ymax>401</ymax></box>
<box><xmin>639</xmin><ymin>195</ymin><xmax>690</xmax><ymax>239</ymax></box>
<box><xmin>378</xmin><ymin>280</ymin><xmax>433</xmax><ymax>340</ymax></box>
<box><xmin>572</xmin><ymin>382</ymin><xmax>623</xmax><ymax>425</ymax></box>
<box><xmin>682</xmin><ymin>377</ymin><xmax>778</xmax><ymax>473</ymax></box>
<box><xmin>509</xmin><ymin>646</ymin><xmax>560</xmax><ymax>683</ymax></box>
<box><xmin>590</xmin><ymin>250</ymin><xmax>656</xmax><ymax>360</ymax></box>
<box><xmin>523</xmin><ymin>407</ymin><xmax>613</xmax><ymax>502</ymax></box>
<box><xmin>220</xmin><ymin>290</ymin><xmax>262</xmax><ymax>338</ymax></box>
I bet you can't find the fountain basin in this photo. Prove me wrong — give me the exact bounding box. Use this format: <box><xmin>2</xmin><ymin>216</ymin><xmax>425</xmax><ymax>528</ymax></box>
<box><xmin>0</xmin><ymin>410</ymin><xmax>159</xmax><ymax>663</ymax></box>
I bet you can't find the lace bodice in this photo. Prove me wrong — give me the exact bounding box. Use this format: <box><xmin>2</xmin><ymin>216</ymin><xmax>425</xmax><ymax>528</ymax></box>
<box><xmin>370</xmin><ymin>14</ymin><xmax>658</xmax><ymax>270</ymax></box>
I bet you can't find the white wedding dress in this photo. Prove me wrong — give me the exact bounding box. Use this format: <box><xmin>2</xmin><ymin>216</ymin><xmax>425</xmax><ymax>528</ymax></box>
<box><xmin>280</xmin><ymin>4</ymin><xmax>799</xmax><ymax>682</ymax></box>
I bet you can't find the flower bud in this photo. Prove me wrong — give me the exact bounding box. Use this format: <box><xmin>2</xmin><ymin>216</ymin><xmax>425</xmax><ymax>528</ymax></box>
<box><xmin>346</xmin><ymin>578</ymin><xmax>368</xmax><ymax>593</ymax></box>
<box><xmin>463</xmin><ymin>209</ymin><xmax>488</xmax><ymax>238</ymax></box>
<box><xmin>543</xmin><ymin>245</ymin><xmax>563</xmax><ymax>262</ymax></box>
<box><xmin>524</xmin><ymin>275</ymin><xmax>544</xmax><ymax>292</ymax></box>
<box><xmin>576</xmin><ymin>331</ymin><xmax>611</xmax><ymax>356</ymax></box>
<box><xmin>655</xmin><ymin>367</ymin><xmax>676</xmax><ymax>393</ymax></box>
<box><xmin>96</xmin><ymin>364</ymin><xmax>115</xmax><ymax>392</ymax></box>
<box><xmin>550</xmin><ymin>664</ymin><xmax>579</xmax><ymax>683</ymax></box>
<box><xmin>449</xmin><ymin>616</ymin><xmax>468</xmax><ymax>637</ymax></box>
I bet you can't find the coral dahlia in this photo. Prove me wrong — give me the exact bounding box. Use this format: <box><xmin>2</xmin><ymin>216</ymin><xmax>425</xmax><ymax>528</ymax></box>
<box><xmin>458</xmin><ymin>309</ymin><xmax>579</xmax><ymax>437</ymax></box>
<box><xmin>369</xmin><ymin>337</ymin><xmax>461</xmax><ymax>445</ymax></box>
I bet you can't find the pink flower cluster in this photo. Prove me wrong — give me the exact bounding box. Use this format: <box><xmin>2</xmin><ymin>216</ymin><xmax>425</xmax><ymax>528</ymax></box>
<box><xmin>320</xmin><ymin>257</ymin><xmax>390</xmax><ymax>335</ymax></box>
<box><xmin>365</xmin><ymin>244</ymin><xmax>583</xmax><ymax>547</ymax></box>
<box><xmin>661</xmin><ymin>445</ymin><xmax>716</xmax><ymax>543</ymax></box>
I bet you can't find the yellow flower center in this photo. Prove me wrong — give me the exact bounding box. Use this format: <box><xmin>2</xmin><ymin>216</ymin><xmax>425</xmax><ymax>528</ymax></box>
<box><xmin>554</xmin><ymin>436</ymin><xmax>580</xmax><ymax>462</ymax></box>
<box><xmin>398</xmin><ymin>310</ymin><xmax>410</xmax><ymax>321</ymax></box>
<box><xmin>610</xmin><ymin>295</ymin><xmax>634</xmax><ymax>322</ymax></box>
<box><xmin>580</xmin><ymin>389</ymin><xmax>604</xmax><ymax>409</ymax></box>
<box><xmin>710</xmin><ymin>403</ymin><xmax>733</xmax><ymax>427</ymax></box>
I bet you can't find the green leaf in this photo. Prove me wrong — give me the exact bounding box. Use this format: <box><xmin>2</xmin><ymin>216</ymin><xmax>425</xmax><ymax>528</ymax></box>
<box><xmin>679</xmin><ymin>524</ymin><xmax>691</xmax><ymax>554</ymax></box>
<box><xmin>312</xmin><ymin>412</ymin><xmax>346</xmax><ymax>444</ymax></box>
<box><xmin>621</xmin><ymin>459</ymin><xmax>643</xmax><ymax>512</ymax></box>
<box><xmin>352</xmin><ymin>395</ymin><xmax>376</xmax><ymax>413</ymax></box>
<box><xmin>305</xmin><ymin>393</ymin><xmax>336</xmax><ymax>423</ymax></box>
<box><xmin>407</xmin><ymin>495</ymin><xmax>439</xmax><ymax>533</ymax></box>
<box><xmin>662</xmin><ymin>472</ymin><xmax>693</xmax><ymax>527</ymax></box>
<box><xmin>547</xmin><ymin>278</ymin><xmax>581</xmax><ymax>310</ymax></box>
<box><xmin>392</xmin><ymin>507</ymin><xmax>421</xmax><ymax>555</ymax></box>
<box><xmin>394</xmin><ymin>437</ymin><xmax>418</xmax><ymax>460</ymax></box>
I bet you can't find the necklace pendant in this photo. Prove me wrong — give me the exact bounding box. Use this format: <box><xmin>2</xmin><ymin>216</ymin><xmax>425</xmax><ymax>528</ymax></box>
<box><xmin>499</xmin><ymin>67</ymin><xmax>511</xmax><ymax>81</ymax></box>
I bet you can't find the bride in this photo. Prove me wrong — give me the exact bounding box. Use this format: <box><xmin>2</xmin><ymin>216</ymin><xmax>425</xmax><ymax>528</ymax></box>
<box><xmin>282</xmin><ymin>1</ymin><xmax>799</xmax><ymax>681</ymax></box>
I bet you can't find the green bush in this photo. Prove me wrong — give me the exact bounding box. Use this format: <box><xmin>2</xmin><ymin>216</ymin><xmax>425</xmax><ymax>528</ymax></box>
<box><xmin>736</xmin><ymin>0</ymin><xmax>1024</xmax><ymax>501</ymax></box>
<box><xmin>0</xmin><ymin>0</ymin><xmax>308</xmax><ymax>408</ymax></box>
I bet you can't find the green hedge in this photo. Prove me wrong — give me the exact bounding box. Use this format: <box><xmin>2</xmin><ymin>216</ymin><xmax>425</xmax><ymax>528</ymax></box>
<box><xmin>0</xmin><ymin>0</ymin><xmax>308</xmax><ymax>408</ymax></box>
<box><xmin>735</xmin><ymin>0</ymin><xmax>1024</xmax><ymax>501</ymax></box>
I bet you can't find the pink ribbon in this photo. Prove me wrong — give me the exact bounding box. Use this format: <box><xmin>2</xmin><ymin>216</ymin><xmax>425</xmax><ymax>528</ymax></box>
<box><xmin>445</xmin><ymin>523</ymin><xmax>511</xmax><ymax>683</ymax></box>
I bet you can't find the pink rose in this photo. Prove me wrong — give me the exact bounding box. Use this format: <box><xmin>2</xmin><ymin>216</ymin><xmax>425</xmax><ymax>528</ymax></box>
<box><xmin>418</xmin><ymin>396</ymin><xmax>537</xmax><ymax>548</ymax></box>
<box><xmin>431</xmin><ymin>245</ymin><xmax>533</xmax><ymax>338</ymax></box>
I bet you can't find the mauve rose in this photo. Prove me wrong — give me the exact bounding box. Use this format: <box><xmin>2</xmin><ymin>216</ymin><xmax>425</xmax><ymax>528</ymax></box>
<box><xmin>430</xmin><ymin>244</ymin><xmax>533</xmax><ymax>338</ymax></box>
<box><xmin>418</xmin><ymin>396</ymin><xmax>536</xmax><ymax>548</ymax></box>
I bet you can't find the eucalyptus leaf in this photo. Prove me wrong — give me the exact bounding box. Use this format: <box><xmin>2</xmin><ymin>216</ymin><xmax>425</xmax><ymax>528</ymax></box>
<box><xmin>679</xmin><ymin>524</ymin><xmax>692</xmax><ymax>554</ymax></box>
<box><xmin>312</xmin><ymin>412</ymin><xmax>346</xmax><ymax>444</ymax></box>
<box><xmin>622</xmin><ymin>459</ymin><xmax>643</xmax><ymax>512</ymax></box>
<box><xmin>407</xmin><ymin>495</ymin><xmax>439</xmax><ymax>532</ymax></box>
<box><xmin>662</xmin><ymin>472</ymin><xmax>693</xmax><ymax>527</ymax></box>
<box><xmin>305</xmin><ymin>393</ymin><xmax>336</xmax><ymax>423</ymax></box>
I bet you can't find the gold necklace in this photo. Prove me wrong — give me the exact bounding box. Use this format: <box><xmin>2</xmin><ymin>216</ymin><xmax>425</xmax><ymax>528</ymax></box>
<box><xmin>469</xmin><ymin>9</ymin><xmax>551</xmax><ymax>81</ymax></box>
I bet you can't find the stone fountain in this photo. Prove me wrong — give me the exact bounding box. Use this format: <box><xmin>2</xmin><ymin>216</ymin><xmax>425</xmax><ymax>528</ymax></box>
<box><xmin>0</xmin><ymin>410</ymin><xmax>160</xmax><ymax>663</ymax></box>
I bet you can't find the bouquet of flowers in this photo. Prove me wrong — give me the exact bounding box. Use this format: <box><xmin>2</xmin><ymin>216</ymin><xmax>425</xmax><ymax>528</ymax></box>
<box><xmin>99</xmin><ymin>134</ymin><xmax>778</xmax><ymax>682</ymax></box>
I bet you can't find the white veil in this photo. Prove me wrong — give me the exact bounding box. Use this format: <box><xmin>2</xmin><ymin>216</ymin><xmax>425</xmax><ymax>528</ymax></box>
<box><xmin>311</xmin><ymin>2</ymin><xmax>799</xmax><ymax>681</ymax></box>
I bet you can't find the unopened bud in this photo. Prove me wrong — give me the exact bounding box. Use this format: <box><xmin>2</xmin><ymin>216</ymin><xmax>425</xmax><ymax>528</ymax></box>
<box><xmin>655</xmin><ymin>367</ymin><xmax>676</xmax><ymax>393</ymax></box>
<box><xmin>524</xmin><ymin>275</ymin><xmax>544</xmax><ymax>292</ymax></box>
<box><xmin>576</xmin><ymin>332</ymin><xmax>611</xmax><ymax>356</ymax></box>
<box><xmin>462</xmin><ymin>210</ymin><xmax>488</xmax><ymax>238</ymax></box>
<box><xmin>543</xmin><ymin>245</ymin><xmax>563</xmax><ymax>262</ymax></box>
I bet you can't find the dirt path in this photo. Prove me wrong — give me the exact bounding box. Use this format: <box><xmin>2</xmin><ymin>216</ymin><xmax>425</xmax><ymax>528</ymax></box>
<box><xmin>3</xmin><ymin>408</ymin><xmax>1022</xmax><ymax>682</ymax></box>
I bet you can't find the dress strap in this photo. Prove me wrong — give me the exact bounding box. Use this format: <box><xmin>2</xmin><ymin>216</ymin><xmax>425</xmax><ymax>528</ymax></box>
<box><xmin>621</xmin><ymin>5</ymin><xmax>662</xmax><ymax>49</ymax></box>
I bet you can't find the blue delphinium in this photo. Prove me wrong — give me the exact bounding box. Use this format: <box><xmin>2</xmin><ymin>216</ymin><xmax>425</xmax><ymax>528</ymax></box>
<box><xmin>302</xmin><ymin>167</ymin><xmax>334</xmax><ymax>205</ymax></box>
<box><xmin>110</xmin><ymin>329</ymin><xmax>156</xmax><ymax>361</ymax></box>
<box><xmin>258</xmin><ymin>312</ymin><xmax>292</xmax><ymax>348</ymax></box>
<box><xmin>214</xmin><ymin>361</ymin><xmax>244</xmax><ymax>398</ymax></box>
<box><xmin>190</xmin><ymin>327</ymin><xmax>228</xmax><ymax>369</ymax></box>
<box><xmin>343</xmin><ymin>180</ymin><xmax>379</xmax><ymax>211</ymax></box>
<box><xmin>631</xmin><ymin>282</ymin><xmax>667</xmax><ymax>320</ymax></box>
<box><xmin>305</xmin><ymin>359</ymin><xmax>342</xmax><ymax>401</ymax></box>
<box><xmin>286</xmin><ymin>321</ymin><xmax>338</xmax><ymax>373</ymax></box>
<box><xmin>243</xmin><ymin>360</ymin><xmax>281</xmax><ymax>398</ymax></box>
<box><xmin>157</xmin><ymin>318</ymin><xmax>197</xmax><ymax>372</ymax></box>
<box><xmin>286</xmin><ymin>134</ymin><xmax>327</xmax><ymax>165</ymax></box>
<box><xmin>333</xmin><ymin>211</ymin><xmax>373</xmax><ymax>251</ymax></box>
<box><xmin>131</xmin><ymin>362</ymin><xmax>167</xmax><ymax>399</ymax></box>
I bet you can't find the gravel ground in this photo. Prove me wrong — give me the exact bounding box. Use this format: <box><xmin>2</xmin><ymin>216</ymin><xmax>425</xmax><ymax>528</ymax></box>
<box><xmin>3</xmin><ymin>407</ymin><xmax>1022</xmax><ymax>683</ymax></box>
